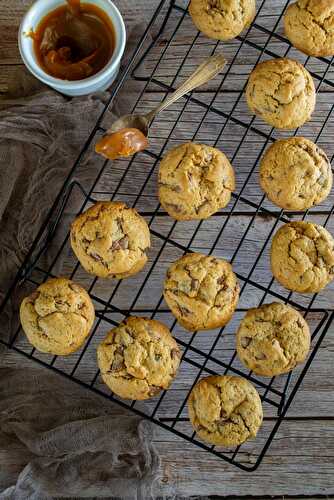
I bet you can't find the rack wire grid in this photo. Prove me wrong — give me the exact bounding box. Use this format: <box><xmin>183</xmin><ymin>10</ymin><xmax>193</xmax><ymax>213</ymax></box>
<box><xmin>1</xmin><ymin>0</ymin><xmax>334</xmax><ymax>472</ymax></box>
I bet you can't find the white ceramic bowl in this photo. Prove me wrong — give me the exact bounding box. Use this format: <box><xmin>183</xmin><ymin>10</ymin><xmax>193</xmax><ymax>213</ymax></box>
<box><xmin>19</xmin><ymin>0</ymin><xmax>126</xmax><ymax>96</ymax></box>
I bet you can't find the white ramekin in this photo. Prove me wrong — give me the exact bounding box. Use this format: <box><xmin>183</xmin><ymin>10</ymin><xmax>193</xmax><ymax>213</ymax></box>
<box><xmin>19</xmin><ymin>0</ymin><xmax>126</xmax><ymax>96</ymax></box>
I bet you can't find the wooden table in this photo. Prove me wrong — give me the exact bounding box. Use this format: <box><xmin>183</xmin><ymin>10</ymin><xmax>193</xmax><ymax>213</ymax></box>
<box><xmin>1</xmin><ymin>0</ymin><xmax>334</xmax><ymax>497</ymax></box>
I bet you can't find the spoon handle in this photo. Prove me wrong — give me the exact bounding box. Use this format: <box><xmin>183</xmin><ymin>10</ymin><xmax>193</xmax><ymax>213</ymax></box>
<box><xmin>145</xmin><ymin>53</ymin><xmax>226</xmax><ymax>122</ymax></box>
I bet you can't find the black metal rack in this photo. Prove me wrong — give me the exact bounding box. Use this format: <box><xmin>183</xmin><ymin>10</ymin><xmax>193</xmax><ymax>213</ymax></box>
<box><xmin>1</xmin><ymin>0</ymin><xmax>334</xmax><ymax>471</ymax></box>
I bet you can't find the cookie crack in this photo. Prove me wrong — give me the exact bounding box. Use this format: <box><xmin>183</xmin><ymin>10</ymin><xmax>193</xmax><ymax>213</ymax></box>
<box><xmin>207</xmin><ymin>0</ymin><xmax>245</xmax><ymax>21</ymax></box>
<box><xmin>104</xmin><ymin>324</ymin><xmax>179</xmax><ymax>393</ymax></box>
<box><xmin>299</xmin><ymin>1</ymin><xmax>332</xmax><ymax>37</ymax></box>
<box><xmin>36</xmin><ymin>316</ymin><xmax>73</xmax><ymax>345</ymax></box>
<box><xmin>237</xmin><ymin>410</ymin><xmax>252</xmax><ymax>436</ymax></box>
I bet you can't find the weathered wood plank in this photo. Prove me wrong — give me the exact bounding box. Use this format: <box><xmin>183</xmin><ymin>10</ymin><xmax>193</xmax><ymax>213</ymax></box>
<box><xmin>154</xmin><ymin>419</ymin><xmax>334</xmax><ymax>497</ymax></box>
<box><xmin>0</xmin><ymin>350</ymin><xmax>333</xmax><ymax>497</ymax></box>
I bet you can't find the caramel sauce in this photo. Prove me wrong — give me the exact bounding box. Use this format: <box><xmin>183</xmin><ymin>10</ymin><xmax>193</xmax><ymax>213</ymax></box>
<box><xmin>95</xmin><ymin>128</ymin><xmax>149</xmax><ymax>160</ymax></box>
<box><xmin>31</xmin><ymin>1</ymin><xmax>115</xmax><ymax>81</ymax></box>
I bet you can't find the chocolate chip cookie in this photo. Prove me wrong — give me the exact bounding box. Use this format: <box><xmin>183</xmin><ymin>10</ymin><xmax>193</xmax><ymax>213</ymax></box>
<box><xmin>189</xmin><ymin>0</ymin><xmax>256</xmax><ymax>41</ymax></box>
<box><xmin>284</xmin><ymin>0</ymin><xmax>334</xmax><ymax>57</ymax></box>
<box><xmin>97</xmin><ymin>317</ymin><xmax>181</xmax><ymax>400</ymax></box>
<box><xmin>188</xmin><ymin>375</ymin><xmax>263</xmax><ymax>447</ymax></box>
<box><xmin>271</xmin><ymin>221</ymin><xmax>334</xmax><ymax>293</ymax></box>
<box><xmin>159</xmin><ymin>143</ymin><xmax>235</xmax><ymax>221</ymax></box>
<box><xmin>246</xmin><ymin>58</ymin><xmax>316</xmax><ymax>129</ymax></box>
<box><xmin>236</xmin><ymin>302</ymin><xmax>310</xmax><ymax>376</ymax></box>
<box><xmin>163</xmin><ymin>253</ymin><xmax>240</xmax><ymax>331</ymax></box>
<box><xmin>260</xmin><ymin>137</ymin><xmax>332</xmax><ymax>210</ymax></box>
<box><xmin>20</xmin><ymin>277</ymin><xmax>95</xmax><ymax>355</ymax></box>
<box><xmin>70</xmin><ymin>201</ymin><xmax>150</xmax><ymax>279</ymax></box>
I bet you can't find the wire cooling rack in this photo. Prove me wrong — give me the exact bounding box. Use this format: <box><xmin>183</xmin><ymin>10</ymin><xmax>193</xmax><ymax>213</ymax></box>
<box><xmin>1</xmin><ymin>0</ymin><xmax>334</xmax><ymax>471</ymax></box>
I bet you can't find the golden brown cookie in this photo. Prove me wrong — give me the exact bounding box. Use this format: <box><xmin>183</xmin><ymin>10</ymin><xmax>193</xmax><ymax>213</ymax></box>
<box><xmin>158</xmin><ymin>143</ymin><xmax>235</xmax><ymax>221</ymax></box>
<box><xmin>188</xmin><ymin>375</ymin><xmax>263</xmax><ymax>447</ymax></box>
<box><xmin>260</xmin><ymin>137</ymin><xmax>332</xmax><ymax>210</ymax></box>
<box><xmin>271</xmin><ymin>221</ymin><xmax>334</xmax><ymax>293</ymax></box>
<box><xmin>97</xmin><ymin>317</ymin><xmax>181</xmax><ymax>400</ymax></box>
<box><xmin>70</xmin><ymin>201</ymin><xmax>150</xmax><ymax>279</ymax></box>
<box><xmin>163</xmin><ymin>253</ymin><xmax>239</xmax><ymax>331</ymax></box>
<box><xmin>236</xmin><ymin>302</ymin><xmax>310</xmax><ymax>376</ymax></box>
<box><xmin>284</xmin><ymin>0</ymin><xmax>334</xmax><ymax>57</ymax></box>
<box><xmin>20</xmin><ymin>277</ymin><xmax>95</xmax><ymax>355</ymax></box>
<box><xmin>189</xmin><ymin>0</ymin><xmax>256</xmax><ymax>41</ymax></box>
<box><xmin>246</xmin><ymin>58</ymin><xmax>316</xmax><ymax>129</ymax></box>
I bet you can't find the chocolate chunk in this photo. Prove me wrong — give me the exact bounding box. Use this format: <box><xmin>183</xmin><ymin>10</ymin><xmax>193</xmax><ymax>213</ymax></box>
<box><xmin>116</xmin><ymin>217</ymin><xmax>123</xmax><ymax>229</ymax></box>
<box><xmin>111</xmin><ymin>359</ymin><xmax>125</xmax><ymax>371</ymax></box>
<box><xmin>195</xmin><ymin>200</ymin><xmax>209</xmax><ymax>213</ymax></box>
<box><xmin>217</xmin><ymin>418</ymin><xmax>232</xmax><ymax>426</ymax></box>
<box><xmin>155</xmin><ymin>353</ymin><xmax>162</xmax><ymax>362</ymax></box>
<box><xmin>195</xmin><ymin>424</ymin><xmax>205</xmax><ymax>432</ymax></box>
<box><xmin>146</xmin><ymin>327</ymin><xmax>160</xmax><ymax>340</ymax></box>
<box><xmin>220</xmin><ymin>408</ymin><xmax>228</xmax><ymax>420</ymax></box>
<box><xmin>149</xmin><ymin>386</ymin><xmax>161</xmax><ymax>397</ymax></box>
<box><xmin>217</xmin><ymin>276</ymin><xmax>227</xmax><ymax>286</ymax></box>
<box><xmin>111</xmin><ymin>235</ymin><xmax>129</xmax><ymax>251</ymax></box>
<box><xmin>241</xmin><ymin>336</ymin><xmax>252</xmax><ymax>348</ymax></box>
<box><xmin>204</xmin><ymin>152</ymin><xmax>213</xmax><ymax>163</ymax></box>
<box><xmin>29</xmin><ymin>291</ymin><xmax>40</xmax><ymax>303</ymax></box>
<box><xmin>171</xmin><ymin>347</ymin><xmax>180</xmax><ymax>359</ymax></box>
<box><xmin>177</xmin><ymin>304</ymin><xmax>191</xmax><ymax>316</ymax></box>
<box><xmin>124</xmin><ymin>327</ymin><xmax>134</xmax><ymax>339</ymax></box>
<box><xmin>90</xmin><ymin>252</ymin><xmax>104</xmax><ymax>263</ymax></box>
<box><xmin>191</xmin><ymin>278</ymin><xmax>199</xmax><ymax>290</ymax></box>
<box><xmin>164</xmin><ymin>203</ymin><xmax>182</xmax><ymax>213</ymax></box>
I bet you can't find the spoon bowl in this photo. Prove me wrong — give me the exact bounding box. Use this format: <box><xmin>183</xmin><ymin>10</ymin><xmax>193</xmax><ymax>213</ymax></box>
<box><xmin>107</xmin><ymin>113</ymin><xmax>150</xmax><ymax>135</ymax></box>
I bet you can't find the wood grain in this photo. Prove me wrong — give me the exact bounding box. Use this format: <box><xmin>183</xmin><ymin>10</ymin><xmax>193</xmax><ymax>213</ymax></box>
<box><xmin>1</xmin><ymin>0</ymin><xmax>334</xmax><ymax>497</ymax></box>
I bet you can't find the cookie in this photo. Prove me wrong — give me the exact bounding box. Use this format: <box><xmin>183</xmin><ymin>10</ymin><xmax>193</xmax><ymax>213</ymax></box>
<box><xmin>70</xmin><ymin>201</ymin><xmax>150</xmax><ymax>279</ymax></box>
<box><xmin>236</xmin><ymin>302</ymin><xmax>310</xmax><ymax>376</ymax></box>
<box><xmin>271</xmin><ymin>221</ymin><xmax>334</xmax><ymax>293</ymax></box>
<box><xmin>20</xmin><ymin>277</ymin><xmax>95</xmax><ymax>355</ymax></box>
<box><xmin>97</xmin><ymin>317</ymin><xmax>181</xmax><ymax>400</ymax></box>
<box><xmin>189</xmin><ymin>0</ymin><xmax>256</xmax><ymax>41</ymax></box>
<box><xmin>159</xmin><ymin>143</ymin><xmax>235</xmax><ymax>221</ymax></box>
<box><xmin>188</xmin><ymin>375</ymin><xmax>263</xmax><ymax>447</ymax></box>
<box><xmin>260</xmin><ymin>137</ymin><xmax>332</xmax><ymax>210</ymax></box>
<box><xmin>246</xmin><ymin>58</ymin><xmax>316</xmax><ymax>129</ymax></box>
<box><xmin>163</xmin><ymin>253</ymin><xmax>239</xmax><ymax>331</ymax></box>
<box><xmin>284</xmin><ymin>0</ymin><xmax>334</xmax><ymax>57</ymax></box>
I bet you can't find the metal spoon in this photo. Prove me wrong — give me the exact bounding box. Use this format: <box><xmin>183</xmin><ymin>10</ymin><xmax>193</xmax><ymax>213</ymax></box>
<box><xmin>107</xmin><ymin>53</ymin><xmax>226</xmax><ymax>136</ymax></box>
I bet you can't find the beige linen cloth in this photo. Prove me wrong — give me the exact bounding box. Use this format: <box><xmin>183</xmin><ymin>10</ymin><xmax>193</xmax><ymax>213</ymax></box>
<box><xmin>0</xmin><ymin>1</ymin><xmax>175</xmax><ymax>498</ymax></box>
